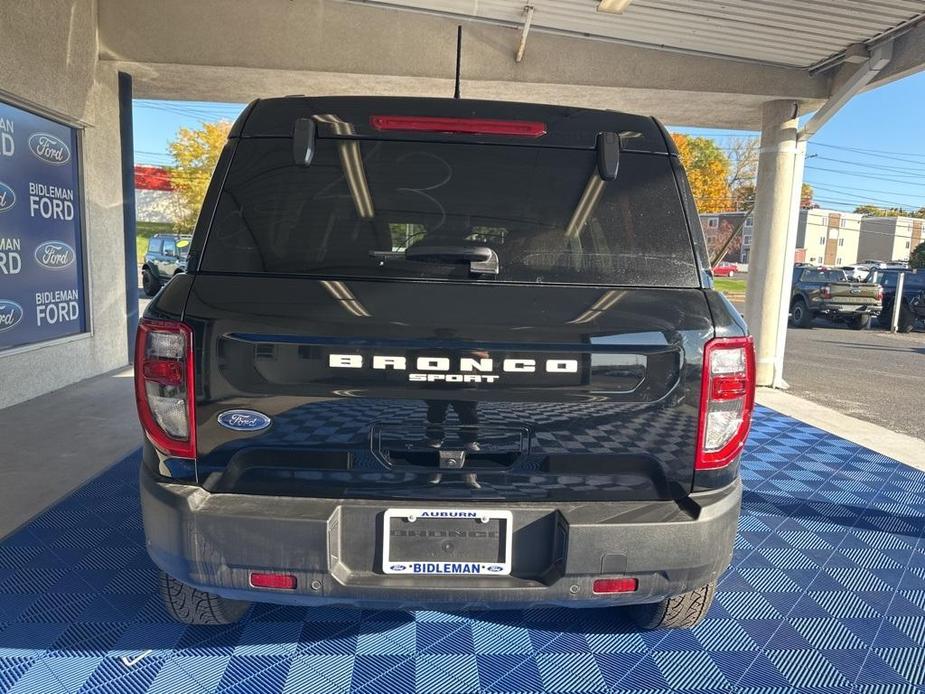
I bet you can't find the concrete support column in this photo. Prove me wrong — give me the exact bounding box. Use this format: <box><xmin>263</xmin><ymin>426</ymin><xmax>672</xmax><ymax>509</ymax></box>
<box><xmin>745</xmin><ymin>100</ymin><xmax>806</xmax><ymax>387</ymax></box>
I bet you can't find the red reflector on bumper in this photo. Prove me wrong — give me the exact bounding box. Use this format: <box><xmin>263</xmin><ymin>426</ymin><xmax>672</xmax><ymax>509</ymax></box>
<box><xmin>592</xmin><ymin>578</ymin><xmax>638</xmax><ymax>594</ymax></box>
<box><xmin>249</xmin><ymin>572</ymin><xmax>297</xmax><ymax>590</ymax></box>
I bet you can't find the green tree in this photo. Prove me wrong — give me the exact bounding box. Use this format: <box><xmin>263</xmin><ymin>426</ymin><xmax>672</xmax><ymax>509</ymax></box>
<box><xmin>854</xmin><ymin>205</ymin><xmax>925</xmax><ymax>219</ymax></box>
<box><xmin>167</xmin><ymin>120</ymin><xmax>231</xmax><ymax>231</ymax></box>
<box><xmin>910</xmin><ymin>242</ymin><xmax>925</xmax><ymax>269</ymax></box>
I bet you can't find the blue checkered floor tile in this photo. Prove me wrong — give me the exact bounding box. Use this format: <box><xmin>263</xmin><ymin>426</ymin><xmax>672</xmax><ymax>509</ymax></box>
<box><xmin>1</xmin><ymin>405</ymin><xmax>924</xmax><ymax>693</ymax></box>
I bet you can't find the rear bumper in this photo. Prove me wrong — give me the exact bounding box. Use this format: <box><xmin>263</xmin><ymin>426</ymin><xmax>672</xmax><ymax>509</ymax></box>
<box><xmin>140</xmin><ymin>463</ymin><xmax>741</xmax><ymax>609</ymax></box>
<box><xmin>815</xmin><ymin>302</ymin><xmax>881</xmax><ymax>315</ymax></box>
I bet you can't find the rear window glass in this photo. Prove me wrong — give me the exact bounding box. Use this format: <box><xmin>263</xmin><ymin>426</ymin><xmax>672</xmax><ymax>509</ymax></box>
<box><xmin>200</xmin><ymin>138</ymin><xmax>698</xmax><ymax>287</ymax></box>
<box><xmin>801</xmin><ymin>270</ymin><xmax>847</xmax><ymax>283</ymax></box>
<box><xmin>879</xmin><ymin>272</ymin><xmax>924</xmax><ymax>289</ymax></box>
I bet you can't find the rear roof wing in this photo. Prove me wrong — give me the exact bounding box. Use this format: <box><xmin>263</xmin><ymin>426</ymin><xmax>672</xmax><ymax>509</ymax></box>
<box><xmin>230</xmin><ymin>96</ymin><xmax>675</xmax><ymax>155</ymax></box>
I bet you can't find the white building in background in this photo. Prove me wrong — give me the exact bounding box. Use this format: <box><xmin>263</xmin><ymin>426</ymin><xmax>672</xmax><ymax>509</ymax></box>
<box><xmin>134</xmin><ymin>165</ymin><xmax>182</xmax><ymax>224</ymax></box>
<box><xmin>857</xmin><ymin>216</ymin><xmax>925</xmax><ymax>263</ymax></box>
<box><xmin>795</xmin><ymin>209</ymin><xmax>863</xmax><ymax>266</ymax></box>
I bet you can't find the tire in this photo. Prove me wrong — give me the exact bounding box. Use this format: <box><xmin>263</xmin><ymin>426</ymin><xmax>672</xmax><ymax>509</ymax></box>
<box><xmin>849</xmin><ymin>314</ymin><xmax>871</xmax><ymax>330</ymax></box>
<box><xmin>878</xmin><ymin>310</ymin><xmax>892</xmax><ymax>329</ymax></box>
<box><xmin>898</xmin><ymin>305</ymin><xmax>915</xmax><ymax>333</ymax></box>
<box><xmin>629</xmin><ymin>582</ymin><xmax>716</xmax><ymax>630</ymax></box>
<box><xmin>791</xmin><ymin>299</ymin><xmax>813</xmax><ymax>328</ymax></box>
<box><xmin>159</xmin><ymin>570</ymin><xmax>251</xmax><ymax>625</ymax></box>
<box><xmin>142</xmin><ymin>267</ymin><xmax>161</xmax><ymax>297</ymax></box>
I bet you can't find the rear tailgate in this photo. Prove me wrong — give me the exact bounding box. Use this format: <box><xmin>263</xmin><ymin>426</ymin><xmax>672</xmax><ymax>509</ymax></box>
<box><xmin>185</xmin><ymin>278</ymin><xmax>712</xmax><ymax>502</ymax></box>
<box><xmin>827</xmin><ymin>282</ymin><xmax>881</xmax><ymax>306</ymax></box>
<box><xmin>179</xmin><ymin>97</ymin><xmax>716</xmax><ymax>503</ymax></box>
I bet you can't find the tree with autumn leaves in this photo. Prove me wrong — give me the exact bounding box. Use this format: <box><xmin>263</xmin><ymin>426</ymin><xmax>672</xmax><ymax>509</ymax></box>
<box><xmin>167</xmin><ymin>120</ymin><xmax>232</xmax><ymax>232</ymax></box>
<box><xmin>672</xmin><ymin>134</ymin><xmax>731</xmax><ymax>213</ymax></box>
<box><xmin>671</xmin><ymin>133</ymin><xmax>813</xmax><ymax>213</ymax></box>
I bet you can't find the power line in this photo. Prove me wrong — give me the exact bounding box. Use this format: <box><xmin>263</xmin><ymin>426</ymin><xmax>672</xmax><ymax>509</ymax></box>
<box><xmin>806</xmin><ymin>165</ymin><xmax>925</xmax><ymax>187</ymax></box>
<box><xmin>810</xmin><ymin>141</ymin><xmax>925</xmax><ymax>164</ymax></box>
<box><xmin>812</xmin><ymin>155</ymin><xmax>925</xmax><ymax>177</ymax></box>
<box><xmin>803</xmin><ymin>179</ymin><xmax>925</xmax><ymax>201</ymax></box>
<box><xmin>807</xmin><ymin>184</ymin><xmax>925</xmax><ymax>211</ymax></box>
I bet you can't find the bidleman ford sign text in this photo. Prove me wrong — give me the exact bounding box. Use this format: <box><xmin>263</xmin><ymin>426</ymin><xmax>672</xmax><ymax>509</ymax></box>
<box><xmin>0</xmin><ymin>100</ymin><xmax>86</xmax><ymax>352</ymax></box>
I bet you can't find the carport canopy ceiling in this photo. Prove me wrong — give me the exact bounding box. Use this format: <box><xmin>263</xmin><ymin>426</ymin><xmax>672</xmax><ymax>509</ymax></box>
<box><xmin>351</xmin><ymin>0</ymin><xmax>925</xmax><ymax>68</ymax></box>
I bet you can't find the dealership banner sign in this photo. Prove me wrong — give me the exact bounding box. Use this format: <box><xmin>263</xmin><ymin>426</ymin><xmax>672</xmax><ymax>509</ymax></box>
<box><xmin>0</xmin><ymin>100</ymin><xmax>86</xmax><ymax>352</ymax></box>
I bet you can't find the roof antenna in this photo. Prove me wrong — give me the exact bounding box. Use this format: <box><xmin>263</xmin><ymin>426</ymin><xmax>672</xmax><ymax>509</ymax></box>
<box><xmin>454</xmin><ymin>25</ymin><xmax>462</xmax><ymax>99</ymax></box>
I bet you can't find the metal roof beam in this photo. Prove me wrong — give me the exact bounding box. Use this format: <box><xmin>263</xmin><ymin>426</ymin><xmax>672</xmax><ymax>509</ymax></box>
<box><xmin>865</xmin><ymin>18</ymin><xmax>925</xmax><ymax>88</ymax></box>
<box><xmin>800</xmin><ymin>41</ymin><xmax>894</xmax><ymax>140</ymax></box>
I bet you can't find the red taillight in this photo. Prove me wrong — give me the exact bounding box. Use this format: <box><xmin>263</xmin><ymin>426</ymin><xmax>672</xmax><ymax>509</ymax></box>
<box><xmin>877</xmin><ymin>286</ymin><xmax>884</xmax><ymax>302</ymax></box>
<box><xmin>592</xmin><ymin>578</ymin><xmax>638</xmax><ymax>594</ymax></box>
<box><xmin>249</xmin><ymin>572</ymin><xmax>297</xmax><ymax>590</ymax></box>
<box><xmin>821</xmin><ymin>285</ymin><xmax>831</xmax><ymax>300</ymax></box>
<box><xmin>134</xmin><ymin>318</ymin><xmax>196</xmax><ymax>459</ymax></box>
<box><xmin>695</xmin><ymin>336</ymin><xmax>756</xmax><ymax>471</ymax></box>
<box><xmin>370</xmin><ymin>115</ymin><xmax>547</xmax><ymax>138</ymax></box>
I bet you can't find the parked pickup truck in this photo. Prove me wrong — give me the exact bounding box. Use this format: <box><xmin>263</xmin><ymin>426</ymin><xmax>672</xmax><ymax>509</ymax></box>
<box><xmin>790</xmin><ymin>266</ymin><xmax>882</xmax><ymax>329</ymax></box>
<box><xmin>135</xmin><ymin>96</ymin><xmax>754</xmax><ymax>630</ymax></box>
<box><xmin>869</xmin><ymin>268</ymin><xmax>925</xmax><ymax>333</ymax></box>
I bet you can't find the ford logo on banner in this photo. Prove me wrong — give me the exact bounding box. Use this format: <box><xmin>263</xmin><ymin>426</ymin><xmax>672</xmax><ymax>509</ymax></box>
<box><xmin>0</xmin><ymin>300</ymin><xmax>24</xmax><ymax>333</ymax></box>
<box><xmin>28</xmin><ymin>132</ymin><xmax>71</xmax><ymax>166</ymax></box>
<box><xmin>0</xmin><ymin>182</ymin><xmax>15</xmax><ymax>212</ymax></box>
<box><xmin>34</xmin><ymin>241</ymin><xmax>75</xmax><ymax>270</ymax></box>
<box><xmin>217</xmin><ymin>409</ymin><xmax>272</xmax><ymax>432</ymax></box>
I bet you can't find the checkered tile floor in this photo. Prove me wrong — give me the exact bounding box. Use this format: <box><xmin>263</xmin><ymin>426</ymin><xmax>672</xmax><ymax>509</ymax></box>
<box><xmin>1</xmin><ymin>405</ymin><xmax>924</xmax><ymax>693</ymax></box>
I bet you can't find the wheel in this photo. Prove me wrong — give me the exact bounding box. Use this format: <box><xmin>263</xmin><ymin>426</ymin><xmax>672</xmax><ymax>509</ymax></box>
<box><xmin>790</xmin><ymin>299</ymin><xmax>813</xmax><ymax>328</ymax></box>
<box><xmin>878</xmin><ymin>310</ymin><xmax>892</xmax><ymax>329</ymax></box>
<box><xmin>159</xmin><ymin>570</ymin><xmax>251</xmax><ymax>625</ymax></box>
<box><xmin>142</xmin><ymin>267</ymin><xmax>161</xmax><ymax>297</ymax></box>
<box><xmin>629</xmin><ymin>582</ymin><xmax>716</xmax><ymax>630</ymax></box>
<box><xmin>898</xmin><ymin>305</ymin><xmax>915</xmax><ymax>333</ymax></box>
<box><xmin>849</xmin><ymin>314</ymin><xmax>871</xmax><ymax>330</ymax></box>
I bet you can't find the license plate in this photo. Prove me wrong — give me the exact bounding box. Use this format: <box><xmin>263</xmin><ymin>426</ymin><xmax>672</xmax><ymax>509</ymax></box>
<box><xmin>382</xmin><ymin>508</ymin><xmax>513</xmax><ymax>576</ymax></box>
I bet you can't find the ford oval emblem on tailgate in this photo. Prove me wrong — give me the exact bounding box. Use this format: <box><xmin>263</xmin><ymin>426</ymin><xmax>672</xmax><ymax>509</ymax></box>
<box><xmin>217</xmin><ymin>409</ymin><xmax>272</xmax><ymax>432</ymax></box>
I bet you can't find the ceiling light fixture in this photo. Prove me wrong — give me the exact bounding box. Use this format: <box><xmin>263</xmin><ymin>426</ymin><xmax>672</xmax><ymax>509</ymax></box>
<box><xmin>597</xmin><ymin>0</ymin><xmax>633</xmax><ymax>14</ymax></box>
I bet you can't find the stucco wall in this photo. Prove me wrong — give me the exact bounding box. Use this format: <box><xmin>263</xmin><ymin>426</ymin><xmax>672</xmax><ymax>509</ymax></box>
<box><xmin>0</xmin><ymin>0</ymin><xmax>128</xmax><ymax>409</ymax></box>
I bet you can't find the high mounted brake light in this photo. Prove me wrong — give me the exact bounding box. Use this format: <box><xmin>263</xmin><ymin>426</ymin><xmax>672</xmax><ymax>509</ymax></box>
<box><xmin>370</xmin><ymin>115</ymin><xmax>547</xmax><ymax>138</ymax></box>
<box><xmin>134</xmin><ymin>318</ymin><xmax>196</xmax><ymax>459</ymax></box>
<box><xmin>695</xmin><ymin>336</ymin><xmax>755</xmax><ymax>470</ymax></box>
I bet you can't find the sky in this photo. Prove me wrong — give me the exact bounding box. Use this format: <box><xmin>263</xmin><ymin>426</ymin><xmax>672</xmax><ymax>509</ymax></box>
<box><xmin>132</xmin><ymin>69</ymin><xmax>925</xmax><ymax>214</ymax></box>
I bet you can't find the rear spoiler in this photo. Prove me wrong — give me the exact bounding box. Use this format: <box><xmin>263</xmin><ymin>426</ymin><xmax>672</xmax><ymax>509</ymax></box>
<box><xmin>229</xmin><ymin>96</ymin><xmax>675</xmax><ymax>154</ymax></box>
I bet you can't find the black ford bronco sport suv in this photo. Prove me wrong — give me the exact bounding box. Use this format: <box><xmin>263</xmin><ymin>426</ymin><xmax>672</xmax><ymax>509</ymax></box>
<box><xmin>136</xmin><ymin>97</ymin><xmax>754</xmax><ymax>630</ymax></box>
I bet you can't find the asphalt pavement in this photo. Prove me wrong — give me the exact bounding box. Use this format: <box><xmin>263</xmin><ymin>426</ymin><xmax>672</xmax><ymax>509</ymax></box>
<box><xmin>782</xmin><ymin>321</ymin><xmax>924</xmax><ymax>441</ymax></box>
